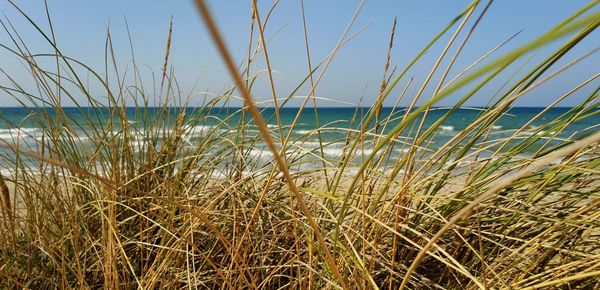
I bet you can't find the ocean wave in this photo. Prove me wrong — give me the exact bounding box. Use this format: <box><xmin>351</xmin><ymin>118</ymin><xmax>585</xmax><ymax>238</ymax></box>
<box><xmin>320</xmin><ymin>147</ymin><xmax>349</xmax><ymax>156</ymax></box>
<box><xmin>0</xmin><ymin>127</ymin><xmax>42</xmax><ymax>134</ymax></box>
<box><xmin>247</xmin><ymin>148</ymin><xmax>274</xmax><ymax>158</ymax></box>
<box><xmin>295</xmin><ymin>129</ymin><xmax>314</xmax><ymax>134</ymax></box>
<box><xmin>0</xmin><ymin>127</ymin><xmax>101</xmax><ymax>144</ymax></box>
<box><xmin>321</xmin><ymin>147</ymin><xmax>376</xmax><ymax>157</ymax></box>
<box><xmin>492</xmin><ymin>125</ymin><xmax>502</xmax><ymax>130</ymax></box>
<box><xmin>48</xmin><ymin>135</ymin><xmax>91</xmax><ymax>142</ymax></box>
<box><xmin>0</xmin><ymin>128</ymin><xmax>44</xmax><ymax>140</ymax></box>
<box><xmin>245</xmin><ymin>145</ymin><xmax>378</xmax><ymax>159</ymax></box>
<box><xmin>128</xmin><ymin>140</ymin><xmax>146</xmax><ymax>148</ymax></box>
<box><xmin>439</xmin><ymin>126</ymin><xmax>454</xmax><ymax>131</ymax></box>
<box><xmin>184</xmin><ymin>125</ymin><xmax>222</xmax><ymax>136</ymax></box>
<box><xmin>75</xmin><ymin>135</ymin><xmax>91</xmax><ymax>141</ymax></box>
<box><xmin>295</xmin><ymin>141</ymin><xmax>344</xmax><ymax>149</ymax></box>
<box><xmin>524</xmin><ymin>130</ymin><xmax>557</xmax><ymax>136</ymax></box>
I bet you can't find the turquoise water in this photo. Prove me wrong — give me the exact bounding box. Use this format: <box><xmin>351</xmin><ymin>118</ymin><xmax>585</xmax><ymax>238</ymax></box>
<box><xmin>0</xmin><ymin>106</ymin><xmax>598</xmax><ymax>173</ymax></box>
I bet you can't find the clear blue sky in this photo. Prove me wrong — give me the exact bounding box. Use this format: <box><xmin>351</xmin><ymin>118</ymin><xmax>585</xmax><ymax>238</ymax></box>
<box><xmin>0</xmin><ymin>1</ymin><xmax>598</xmax><ymax>107</ymax></box>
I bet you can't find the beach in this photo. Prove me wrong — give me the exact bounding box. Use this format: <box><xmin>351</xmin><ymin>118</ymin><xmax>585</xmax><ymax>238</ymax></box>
<box><xmin>1</xmin><ymin>0</ymin><xmax>599</xmax><ymax>288</ymax></box>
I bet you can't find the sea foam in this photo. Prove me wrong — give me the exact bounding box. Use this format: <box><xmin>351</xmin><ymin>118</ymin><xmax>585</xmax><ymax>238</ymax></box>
<box><xmin>0</xmin><ymin>128</ymin><xmax>43</xmax><ymax>140</ymax></box>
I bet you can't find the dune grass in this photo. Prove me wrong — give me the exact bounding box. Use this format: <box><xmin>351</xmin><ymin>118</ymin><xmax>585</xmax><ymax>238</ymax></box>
<box><xmin>0</xmin><ymin>0</ymin><xmax>599</xmax><ymax>288</ymax></box>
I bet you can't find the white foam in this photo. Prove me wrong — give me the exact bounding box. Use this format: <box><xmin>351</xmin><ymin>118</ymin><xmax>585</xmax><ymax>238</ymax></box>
<box><xmin>296</xmin><ymin>141</ymin><xmax>344</xmax><ymax>148</ymax></box>
<box><xmin>321</xmin><ymin>147</ymin><xmax>374</xmax><ymax>157</ymax></box>
<box><xmin>0</xmin><ymin>127</ymin><xmax>101</xmax><ymax>144</ymax></box>
<box><xmin>439</xmin><ymin>126</ymin><xmax>454</xmax><ymax>131</ymax></box>
<box><xmin>128</xmin><ymin>140</ymin><xmax>146</xmax><ymax>148</ymax></box>
<box><xmin>457</xmin><ymin>160</ymin><xmax>475</xmax><ymax>167</ymax></box>
<box><xmin>524</xmin><ymin>130</ymin><xmax>556</xmax><ymax>136</ymax></box>
<box><xmin>0</xmin><ymin>168</ymin><xmax>18</xmax><ymax>177</ymax></box>
<box><xmin>245</xmin><ymin>144</ymin><xmax>378</xmax><ymax>159</ymax></box>
<box><xmin>247</xmin><ymin>148</ymin><xmax>274</xmax><ymax>158</ymax></box>
<box><xmin>383</xmin><ymin>167</ymin><xmax>405</xmax><ymax>175</ymax></box>
<box><xmin>51</xmin><ymin>135</ymin><xmax>91</xmax><ymax>142</ymax></box>
<box><xmin>0</xmin><ymin>128</ymin><xmax>44</xmax><ymax>141</ymax></box>
<box><xmin>0</xmin><ymin>128</ymin><xmax>41</xmax><ymax>134</ymax></box>
<box><xmin>210</xmin><ymin>171</ymin><xmax>228</xmax><ymax>180</ymax></box>
<box><xmin>184</xmin><ymin>125</ymin><xmax>219</xmax><ymax>136</ymax></box>
<box><xmin>74</xmin><ymin>135</ymin><xmax>91</xmax><ymax>141</ymax></box>
<box><xmin>492</xmin><ymin>125</ymin><xmax>502</xmax><ymax>130</ymax></box>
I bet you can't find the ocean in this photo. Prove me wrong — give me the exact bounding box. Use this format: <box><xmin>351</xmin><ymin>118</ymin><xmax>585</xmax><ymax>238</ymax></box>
<box><xmin>0</xmin><ymin>106</ymin><xmax>597</xmax><ymax>175</ymax></box>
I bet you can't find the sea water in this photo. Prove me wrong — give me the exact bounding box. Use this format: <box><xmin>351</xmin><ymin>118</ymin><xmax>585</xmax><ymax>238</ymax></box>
<box><xmin>0</xmin><ymin>106</ymin><xmax>597</xmax><ymax>176</ymax></box>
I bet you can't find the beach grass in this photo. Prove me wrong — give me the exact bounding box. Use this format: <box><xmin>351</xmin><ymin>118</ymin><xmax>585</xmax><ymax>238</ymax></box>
<box><xmin>0</xmin><ymin>0</ymin><xmax>599</xmax><ymax>288</ymax></box>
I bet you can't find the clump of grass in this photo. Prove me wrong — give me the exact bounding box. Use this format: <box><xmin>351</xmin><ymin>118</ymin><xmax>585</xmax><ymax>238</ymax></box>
<box><xmin>1</xmin><ymin>0</ymin><xmax>599</xmax><ymax>288</ymax></box>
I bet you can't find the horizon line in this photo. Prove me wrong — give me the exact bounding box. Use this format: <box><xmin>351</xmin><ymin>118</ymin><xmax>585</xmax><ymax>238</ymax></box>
<box><xmin>0</xmin><ymin>105</ymin><xmax>583</xmax><ymax>109</ymax></box>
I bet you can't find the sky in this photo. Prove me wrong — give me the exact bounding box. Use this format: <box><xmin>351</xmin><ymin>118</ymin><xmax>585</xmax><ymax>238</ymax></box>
<box><xmin>0</xmin><ymin>0</ymin><xmax>598</xmax><ymax>107</ymax></box>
